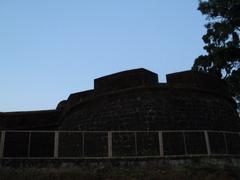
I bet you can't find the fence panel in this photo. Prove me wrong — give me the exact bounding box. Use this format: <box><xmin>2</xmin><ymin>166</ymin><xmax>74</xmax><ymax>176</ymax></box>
<box><xmin>0</xmin><ymin>131</ymin><xmax>4</xmax><ymax>158</ymax></box>
<box><xmin>185</xmin><ymin>132</ymin><xmax>207</xmax><ymax>155</ymax></box>
<box><xmin>112</xmin><ymin>132</ymin><xmax>135</xmax><ymax>157</ymax></box>
<box><xmin>29</xmin><ymin>132</ymin><xmax>54</xmax><ymax>157</ymax></box>
<box><xmin>84</xmin><ymin>132</ymin><xmax>108</xmax><ymax>157</ymax></box>
<box><xmin>208</xmin><ymin>132</ymin><xmax>227</xmax><ymax>154</ymax></box>
<box><xmin>4</xmin><ymin>132</ymin><xmax>29</xmax><ymax>157</ymax></box>
<box><xmin>136</xmin><ymin>132</ymin><xmax>159</xmax><ymax>156</ymax></box>
<box><xmin>59</xmin><ymin>132</ymin><xmax>83</xmax><ymax>157</ymax></box>
<box><xmin>162</xmin><ymin>132</ymin><xmax>185</xmax><ymax>155</ymax></box>
<box><xmin>225</xmin><ymin>133</ymin><xmax>240</xmax><ymax>155</ymax></box>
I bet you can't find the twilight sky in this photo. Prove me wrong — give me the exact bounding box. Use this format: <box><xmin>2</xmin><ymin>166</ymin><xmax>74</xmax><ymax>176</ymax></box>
<box><xmin>0</xmin><ymin>0</ymin><xmax>206</xmax><ymax>111</ymax></box>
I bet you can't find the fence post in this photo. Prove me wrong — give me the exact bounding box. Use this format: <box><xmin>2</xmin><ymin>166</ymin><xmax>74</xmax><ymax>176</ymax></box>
<box><xmin>82</xmin><ymin>132</ymin><xmax>85</xmax><ymax>157</ymax></box>
<box><xmin>224</xmin><ymin>132</ymin><xmax>228</xmax><ymax>154</ymax></box>
<box><xmin>182</xmin><ymin>131</ymin><xmax>188</xmax><ymax>155</ymax></box>
<box><xmin>108</xmin><ymin>131</ymin><xmax>112</xmax><ymax>158</ymax></box>
<box><xmin>134</xmin><ymin>132</ymin><xmax>137</xmax><ymax>156</ymax></box>
<box><xmin>27</xmin><ymin>132</ymin><xmax>31</xmax><ymax>157</ymax></box>
<box><xmin>54</xmin><ymin>131</ymin><xmax>59</xmax><ymax>158</ymax></box>
<box><xmin>204</xmin><ymin>131</ymin><xmax>211</xmax><ymax>155</ymax></box>
<box><xmin>158</xmin><ymin>131</ymin><xmax>164</xmax><ymax>157</ymax></box>
<box><xmin>0</xmin><ymin>131</ymin><xmax>5</xmax><ymax>158</ymax></box>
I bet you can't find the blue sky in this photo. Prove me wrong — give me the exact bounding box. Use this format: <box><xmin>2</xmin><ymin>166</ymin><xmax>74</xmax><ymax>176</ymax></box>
<box><xmin>0</xmin><ymin>0</ymin><xmax>206</xmax><ymax>111</ymax></box>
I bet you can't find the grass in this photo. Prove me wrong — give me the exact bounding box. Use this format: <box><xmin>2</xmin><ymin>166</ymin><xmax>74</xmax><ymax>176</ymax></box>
<box><xmin>0</xmin><ymin>164</ymin><xmax>240</xmax><ymax>180</ymax></box>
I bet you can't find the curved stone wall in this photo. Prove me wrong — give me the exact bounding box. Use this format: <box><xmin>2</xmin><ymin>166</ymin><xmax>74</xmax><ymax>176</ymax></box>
<box><xmin>60</xmin><ymin>86</ymin><xmax>238</xmax><ymax>131</ymax></box>
<box><xmin>59</xmin><ymin>69</ymin><xmax>239</xmax><ymax>131</ymax></box>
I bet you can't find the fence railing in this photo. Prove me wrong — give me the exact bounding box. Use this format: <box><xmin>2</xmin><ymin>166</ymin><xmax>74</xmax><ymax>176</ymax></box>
<box><xmin>0</xmin><ymin>130</ymin><xmax>240</xmax><ymax>159</ymax></box>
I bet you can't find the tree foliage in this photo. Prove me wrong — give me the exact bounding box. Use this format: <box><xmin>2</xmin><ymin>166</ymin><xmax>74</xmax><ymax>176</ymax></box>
<box><xmin>193</xmin><ymin>0</ymin><xmax>240</xmax><ymax>111</ymax></box>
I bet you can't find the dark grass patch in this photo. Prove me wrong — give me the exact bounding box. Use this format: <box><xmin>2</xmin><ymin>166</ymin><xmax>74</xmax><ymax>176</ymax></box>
<box><xmin>0</xmin><ymin>165</ymin><xmax>240</xmax><ymax>180</ymax></box>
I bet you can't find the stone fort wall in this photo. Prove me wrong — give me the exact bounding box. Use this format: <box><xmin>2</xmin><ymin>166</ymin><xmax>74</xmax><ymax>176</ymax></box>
<box><xmin>59</xmin><ymin>69</ymin><xmax>239</xmax><ymax>131</ymax></box>
<box><xmin>0</xmin><ymin>68</ymin><xmax>240</xmax><ymax>159</ymax></box>
<box><xmin>1</xmin><ymin>68</ymin><xmax>238</xmax><ymax>132</ymax></box>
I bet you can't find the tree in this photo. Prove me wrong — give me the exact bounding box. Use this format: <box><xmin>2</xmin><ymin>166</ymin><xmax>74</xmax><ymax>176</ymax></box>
<box><xmin>192</xmin><ymin>0</ymin><xmax>240</xmax><ymax>112</ymax></box>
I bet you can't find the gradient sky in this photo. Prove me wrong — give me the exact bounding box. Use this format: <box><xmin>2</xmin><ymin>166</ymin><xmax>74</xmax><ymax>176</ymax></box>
<box><xmin>0</xmin><ymin>0</ymin><xmax>206</xmax><ymax>112</ymax></box>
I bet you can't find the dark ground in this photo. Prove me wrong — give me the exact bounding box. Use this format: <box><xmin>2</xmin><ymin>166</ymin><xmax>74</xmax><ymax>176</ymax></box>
<box><xmin>0</xmin><ymin>165</ymin><xmax>239</xmax><ymax>180</ymax></box>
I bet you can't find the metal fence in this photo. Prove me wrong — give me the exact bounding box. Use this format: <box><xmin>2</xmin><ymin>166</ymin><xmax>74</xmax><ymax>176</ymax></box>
<box><xmin>0</xmin><ymin>130</ymin><xmax>240</xmax><ymax>159</ymax></box>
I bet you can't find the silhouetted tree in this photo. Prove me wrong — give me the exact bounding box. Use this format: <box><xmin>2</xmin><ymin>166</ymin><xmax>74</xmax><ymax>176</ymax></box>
<box><xmin>192</xmin><ymin>0</ymin><xmax>240</xmax><ymax>112</ymax></box>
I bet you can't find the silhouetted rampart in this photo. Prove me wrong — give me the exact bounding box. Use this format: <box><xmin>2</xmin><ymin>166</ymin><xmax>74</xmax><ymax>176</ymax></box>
<box><xmin>0</xmin><ymin>68</ymin><xmax>239</xmax><ymax>159</ymax></box>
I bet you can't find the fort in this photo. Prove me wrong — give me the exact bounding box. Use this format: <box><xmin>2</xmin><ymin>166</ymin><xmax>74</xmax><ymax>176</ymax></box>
<box><xmin>0</xmin><ymin>68</ymin><xmax>240</xmax><ymax>162</ymax></box>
